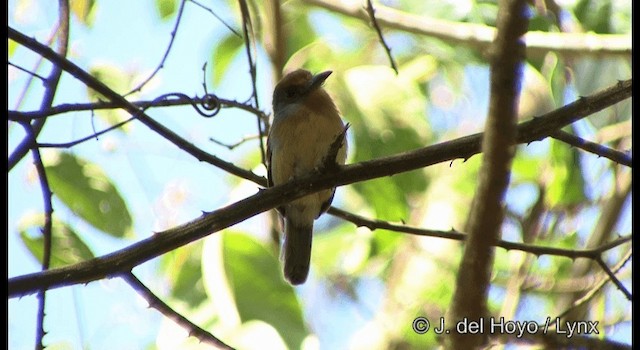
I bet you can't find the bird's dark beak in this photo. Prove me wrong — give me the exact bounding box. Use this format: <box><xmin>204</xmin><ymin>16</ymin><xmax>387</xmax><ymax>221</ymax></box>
<box><xmin>307</xmin><ymin>70</ymin><xmax>332</xmax><ymax>93</ymax></box>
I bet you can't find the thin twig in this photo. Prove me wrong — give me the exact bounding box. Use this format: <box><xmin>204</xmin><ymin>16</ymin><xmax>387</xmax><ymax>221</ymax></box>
<box><xmin>595</xmin><ymin>256</ymin><xmax>632</xmax><ymax>300</ymax></box>
<box><xmin>38</xmin><ymin>117</ymin><xmax>135</xmax><ymax>148</ymax></box>
<box><xmin>8</xmin><ymin>5</ymin><xmax>70</xmax><ymax>172</ymax></box>
<box><xmin>210</xmin><ymin>134</ymin><xmax>261</xmax><ymax>150</ymax></box>
<box><xmin>8</xmin><ymin>26</ymin><xmax>263</xmax><ymax>183</ymax></box>
<box><xmin>237</xmin><ymin>0</ymin><xmax>267</xmax><ymax>165</ymax></box>
<box><xmin>551</xmin><ymin>248</ymin><xmax>632</xmax><ymax>325</ymax></box>
<box><xmin>8</xmin><ymin>95</ymin><xmax>268</xmax><ymax>122</ymax></box>
<box><xmin>365</xmin><ymin>0</ymin><xmax>398</xmax><ymax>74</ymax></box>
<box><xmin>551</xmin><ymin>129</ymin><xmax>632</xmax><ymax>167</ymax></box>
<box><xmin>328</xmin><ymin>207</ymin><xmax>631</xmax><ymax>260</ymax></box>
<box><xmin>122</xmin><ymin>272</ymin><xmax>234</xmax><ymax>350</ymax></box>
<box><xmin>38</xmin><ymin>92</ymin><xmax>223</xmax><ymax>148</ymax></box>
<box><xmin>188</xmin><ymin>0</ymin><xmax>242</xmax><ymax>37</ymax></box>
<box><xmin>8</xmin><ymin>61</ymin><xmax>48</xmax><ymax>81</ymax></box>
<box><xmin>11</xmin><ymin>22</ymin><xmax>59</xmax><ymax>112</ymax></box>
<box><xmin>126</xmin><ymin>0</ymin><xmax>188</xmax><ymax>96</ymax></box>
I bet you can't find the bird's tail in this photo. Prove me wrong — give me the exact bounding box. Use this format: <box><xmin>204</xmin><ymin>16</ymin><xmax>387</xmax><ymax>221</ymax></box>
<box><xmin>283</xmin><ymin>217</ymin><xmax>313</xmax><ymax>285</ymax></box>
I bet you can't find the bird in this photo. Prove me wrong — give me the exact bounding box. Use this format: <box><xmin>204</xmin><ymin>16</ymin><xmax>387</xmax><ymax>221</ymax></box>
<box><xmin>267</xmin><ymin>69</ymin><xmax>348</xmax><ymax>285</ymax></box>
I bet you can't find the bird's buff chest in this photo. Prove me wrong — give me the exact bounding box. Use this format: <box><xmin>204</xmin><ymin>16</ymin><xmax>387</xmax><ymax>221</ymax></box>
<box><xmin>269</xmin><ymin>108</ymin><xmax>344</xmax><ymax>184</ymax></box>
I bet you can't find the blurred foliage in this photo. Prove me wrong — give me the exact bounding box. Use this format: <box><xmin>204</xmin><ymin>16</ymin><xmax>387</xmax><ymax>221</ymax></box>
<box><xmin>44</xmin><ymin>151</ymin><xmax>133</xmax><ymax>238</ymax></box>
<box><xmin>9</xmin><ymin>0</ymin><xmax>631</xmax><ymax>349</ymax></box>
<box><xmin>87</xmin><ymin>63</ymin><xmax>139</xmax><ymax>131</ymax></box>
<box><xmin>222</xmin><ymin>232</ymin><xmax>308</xmax><ymax>350</ymax></box>
<box><xmin>155</xmin><ymin>0</ymin><xmax>178</xmax><ymax>20</ymax></box>
<box><xmin>19</xmin><ymin>213</ymin><xmax>95</xmax><ymax>268</ymax></box>
<box><xmin>71</xmin><ymin>0</ymin><xmax>96</xmax><ymax>26</ymax></box>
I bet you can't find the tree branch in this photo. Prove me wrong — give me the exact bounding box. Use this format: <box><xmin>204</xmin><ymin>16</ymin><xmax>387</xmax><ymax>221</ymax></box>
<box><xmin>365</xmin><ymin>0</ymin><xmax>398</xmax><ymax>74</ymax></box>
<box><xmin>237</xmin><ymin>0</ymin><xmax>267</xmax><ymax>165</ymax></box>
<box><xmin>126</xmin><ymin>0</ymin><xmax>188</xmax><ymax>95</ymax></box>
<box><xmin>327</xmin><ymin>207</ymin><xmax>631</xmax><ymax>260</ymax></box>
<box><xmin>550</xmin><ymin>129</ymin><xmax>632</xmax><ymax>167</ymax></box>
<box><xmin>552</xmin><ymin>248</ymin><xmax>632</xmax><ymax>322</ymax></box>
<box><xmin>302</xmin><ymin>0</ymin><xmax>631</xmax><ymax>59</ymax></box>
<box><xmin>122</xmin><ymin>272</ymin><xmax>234</xmax><ymax>349</ymax></box>
<box><xmin>8</xmin><ymin>26</ymin><xmax>263</xmax><ymax>184</ymax></box>
<box><xmin>8</xmin><ymin>95</ymin><xmax>267</xmax><ymax>122</ymax></box>
<box><xmin>8</xmin><ymin>78</ymin><xmax>631</xmax><ymax>298</ymax></box>
<box><xmin>8</xmin><ymin>2</ymin><xmax>70</xmax><ymax>171</ymax></box>
<box><xmin>447</xmin><ymin>0</ymin><xmax>527</xmax><ymax>348</ymax></box>
<box><xmin>594</xmin><ymin>256</ymin><xmax>632</xmax><ymax>301</ymax></box>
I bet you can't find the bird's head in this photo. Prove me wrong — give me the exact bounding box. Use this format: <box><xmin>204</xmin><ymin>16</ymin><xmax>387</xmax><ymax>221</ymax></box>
<box><xmin>272</xmin><ymin>69</ymin><xmax>333</xmax><ymax>116</ymax></box>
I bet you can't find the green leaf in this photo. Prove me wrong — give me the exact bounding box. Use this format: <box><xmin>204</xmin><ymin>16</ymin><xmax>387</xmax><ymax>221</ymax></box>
<box><xmin>573</xmin><ymin>0</ymin><xmax>612</xmax><ymax>33</ymax></box>
<box><xmin>19</xmin><ymin>213</ymin><xmax>94</xmax><ymax>268</ymax></box>
<box><xmin>313</xmin><ymin>223</ymin><xmax>369</xmax><ymax>275</ymax></box>
<box><xmin>211</xmin><ymin>33</ymin><xmax>244</xmax><ymax>86</ymax></box>
<box><xmin>155</xmin><ymin>0</ymin><xmax>177</xmax><ymax>20</ymax></box>
<box><xmin>353</xmin><ymin>178</ymin><xmax>408</xmax><ymax>220</ymax></box>
<box><xmin>282</xmin><ymin>6</ymin><xmax>315</xmax><ymax>63</ymax></box>
<box><xmin>71</xmin><ymin>0</ymin><xmax>96</xmax><ymax>27</ymax></box>
<box><xmin>88</xmin><ymin>63</ymin><xmax>135</xmax><ymax>131</ymax></box>
<box><xmin>343</xmin><ymin>65</ymin><xmax>434</xmax><ymax>220</ymax></box>
<box><xmin>8</xmin><ymin>39</ymin><xmax>18</xmax><ymax>57</ymax></box>
<box><xmin>546</xmin><ymin>140</ymin><xmax>586</xmax><ymax>209</ymax></box>
<box><xmin>222</xmin><ymin>232</ymin><xmax>308</xmax><ymax>350</ymax></box>
<box><xmin>161</xmin><ymin>242</ymin><xmax>207</xmax><ymax>307</ymax></box>
<box><xmin>45</xmin><ymin>151</ymin><xmax>133</xmax><ymax>238</ymax></box>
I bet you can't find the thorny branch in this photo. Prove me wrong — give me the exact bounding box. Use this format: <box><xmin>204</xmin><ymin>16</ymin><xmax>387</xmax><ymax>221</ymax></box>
<box><xmin>122</xmin><ymin>272</ymin><xmax>234</xmax><ymax>349</ymax></box>
<box><xmin>551</xmin><ymin>129</ymin><xmax>632</xmax><ymax>167</ymax></box>
<box><xmin>328</xmin><ymin>208</ymin><xmax>631</xmax><ymax>261</ymax></box>
<box><xmin>8</xmin><ymin>78</ymin><xmax>632</xmax><ymax>298</ymax></box>
<box><xmin>550</xmin><ymin>248</ymin><xmax>632</xmax><ymax>325</ymax></box>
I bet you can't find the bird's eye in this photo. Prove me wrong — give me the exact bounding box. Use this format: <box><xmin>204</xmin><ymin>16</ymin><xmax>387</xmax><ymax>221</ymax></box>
<box><xmin>285</xmin><ymin>87</ymin><xmax>298</xmax><ymax>99</ymax></box>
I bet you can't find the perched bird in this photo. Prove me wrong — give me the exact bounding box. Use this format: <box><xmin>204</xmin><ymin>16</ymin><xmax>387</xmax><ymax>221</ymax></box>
<box><xmin>267</xmin><ymin>69</ymin><xmax>348</xmax><ymax>285</ymax></box>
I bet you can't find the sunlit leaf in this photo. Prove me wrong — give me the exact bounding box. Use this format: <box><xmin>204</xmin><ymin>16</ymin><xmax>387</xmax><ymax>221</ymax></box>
<box><xmin>518</xmin><ymin>64</ymin><xmax>554</xmax><ymax>119</ymax></box>
<box><xmin>546</xmin><ymin>140</ymin><xmax>586</xmax><ymax>209</ymax></box>
<box><xmin>573</xmin><ymin>0</ymin><xmax>612</xmax><ymax>33</ymax></box>
<box><xmin>155</xmin><ymin>0</ymin><xmax>177</xmax><ymax>20</ymax></box>
<box><xmin>19</xmin><ymin>213</ymin><xmax>94</xmax><ymax>268</ymax></box>
<box><xmin>354</xmin><ymin>178</ymin><xmax>408</xmax><ymax>220</ymax></box>
<box><xmin>161</xmin><ymin>242</ymin><xmax>207</xmax><ymax>307</ymax></box>
<box><xmin>222</xmin><ymin>232</ymin><xmax>308</xmax><ymax>350</ymax></box>
<box><xmin>87</xmin><ymin>63</ymin><xmax>135</xmax><ymax>131</ymax></box>
<box><xmin>572</xmin><ymin>58</ymin><xmax>631</xmax><ymax>128</ymax></box>
<box><xmin>211</xmin><ymin>33</ymin><xmax>244</xmax><ymax>86</ymax></box>
<box><xmin>71</xmin><ymin>0</ymin><xmax>96</xmax><ymax>27</ymax></box>
<box><xmin>313</xmin><ymin>223</ymin><xmax>369</xmax><ymax>275</ymax></box>
<box><xmin>45</xmin><ymin>151</ymin><xmax>133</xmax><ymax>238</ymax></box>
<box><xmin>343</xmin><ymin>65</ymin><xmax>434</xmax><ymax>220</ymax></box>
<box><xmin>281</xmin><ymin>3</ymin><xmax>315</xmax><ymax>63</ymax></box>
<box><xmin>8</xmin><ymin>39</ymin><xmax>18</xmax><ymax>57</ymax></box>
